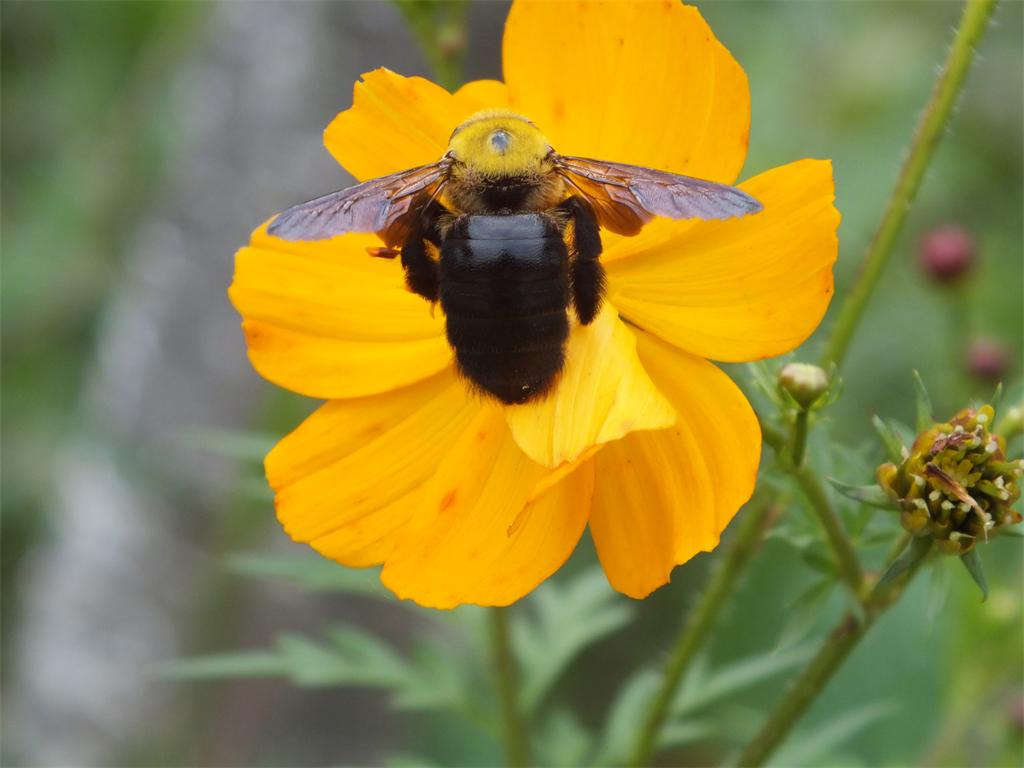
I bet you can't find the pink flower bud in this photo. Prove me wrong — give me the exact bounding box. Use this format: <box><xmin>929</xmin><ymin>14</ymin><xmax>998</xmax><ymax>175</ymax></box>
<box><xmin>917</xmin><ymin>225</ymin><xmax>975</xmax><ymax>284</ymax></box>
<box><xmin>965</xmin><ymin>337</ymin><xmax>1009</xmax><ymax>381</ymax></box>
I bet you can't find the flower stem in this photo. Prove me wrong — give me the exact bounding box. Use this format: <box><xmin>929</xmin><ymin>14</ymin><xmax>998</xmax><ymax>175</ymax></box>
<box><xmin>733</xmin><ymin>541</ymin><xmax>931</xmax><ymax>767</ymax></box>
<box><xmin>629</xmin><ymin>499</ymin><xmax>773</xmax><ymax>767</ymax></box>
<box><xmin>792</xmin><ymin>462</ymin><xmax>864</xmax><ymax>596</ymax></box>
<box><xmin>792</xmin><ymin>409</ymin><xmax>810</xmax><ymax>467</ymax></box>
<box><xmin>489</xmin><ymin>606</ymin><xmax>529</xmax><ymax>767</ymax></box>
<box><xmin>820</xmin><ymin>0</ymin><xmax>999</xmax><ymax>369</ymax></box>
<box><xmin>761</xmin><ymin>419</ymin><xmax>864</xmax><ymax>596</ymax></box>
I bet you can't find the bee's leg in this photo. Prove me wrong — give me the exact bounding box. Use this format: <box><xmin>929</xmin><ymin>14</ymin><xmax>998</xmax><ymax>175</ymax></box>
<box><xmin>560</xmin><ymin>195</ymin><xmax>605</xmax><ymax>325</ymax></box>
<box><xmin>400</xmin><ymin>202</ymin><xmax>446</xmax><ymax>302</ymax></box>
<box><xmin>400</xmin><ymin>235</ymin><xmax>439</xmax><ymax>301</ymax></box>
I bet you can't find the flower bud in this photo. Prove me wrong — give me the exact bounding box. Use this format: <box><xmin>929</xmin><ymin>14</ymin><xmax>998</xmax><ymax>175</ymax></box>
<box><xmin>917</xmin><ymin>224</ymin><xmax>975</xmax><ymax>284</ymax></box>
<box><xmin>878</xmin><ymin>404</ymin><xmax>1023</xmax><ymax>554</ymax></box>
<box><xmin>778</xmin><ymin>363</ymin><xmax>829</xmax><ymax>410</ymax></box>
<box><xmin>998</xmin><ymin>404</ymin><xmax>1023</xmax><ymax>441</ymax></box>
<box><xmin>965</xmin><ymin>337</ymin><xmax>1009</xmax><ymax>381</ymax></box>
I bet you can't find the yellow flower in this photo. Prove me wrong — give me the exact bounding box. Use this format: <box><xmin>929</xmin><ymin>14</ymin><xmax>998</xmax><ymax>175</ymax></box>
<box><xmin>228</xmin><ymin>0</ymin><xmax>840</xmax><ymax>608</ymax></box>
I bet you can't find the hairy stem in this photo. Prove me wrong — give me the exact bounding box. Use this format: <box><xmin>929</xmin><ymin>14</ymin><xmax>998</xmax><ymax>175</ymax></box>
<box><xmin>629</xmin><ymin>500</ymin><xmax>774</xmax><ymax>767</ymax></box>
<box><xmin>489</xmin><ymin>607</ymin><xmax>529</xmax><ymax>767</ymax></box>
<box><xmin>761</xmin><ymin>419</ymin><xmax>864</xmax><ymax>596</ymax></box>
<box><xmin>792</xmin><ymin>409</ymin><xmax>810</xmax><ymax>467</ymax></box>
<box><xmin>792</xmin><ymin>462</ymin><xmax>865</xmax><ymax>596</ymax></box>
<box><xmin>821</xmin><ymin>0</ymin><xmax>999</xmax><ymax>369</ymax></box>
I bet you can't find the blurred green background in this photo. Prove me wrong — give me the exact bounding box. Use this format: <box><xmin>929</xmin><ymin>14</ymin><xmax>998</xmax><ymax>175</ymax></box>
<box><xmin>2</xmin><ymin>1</ymin><xmax>1021</xmax><ymax>766</ymax></box>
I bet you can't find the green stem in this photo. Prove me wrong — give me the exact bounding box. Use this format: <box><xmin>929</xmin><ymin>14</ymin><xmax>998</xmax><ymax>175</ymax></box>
<box><xmin>489</xmin><ymin>607</ymin><xmax>529</xmax><ymax>767</ymax></box>
<box><xmin>792</xmin><ymin>409</ymin><xmax>810</xmax><ymax>467</ymax></box>
<box><xmin>820</xmin><ymin>0</ymin><xmax>998</xmax><ymax>369</ymax></box>
<box><xmin>629</xmin><ymin>499</ymin><xmax>773</xmax><ymax>767</ymax></box>
<box><xmin>733</xmin><ymin>541</ymin><xmax>931</xmax><ymax>767</ymax></box>
<box><xmin>395</xmin><ymin>0</ymin><xmax>468</xmax><ymax>91</ymax></box>
<box><xmin>762</xmin><ymin>419</ymin><xmax>864</xmax><ymax>596</ymax></box>
<box><xmin>793</xmin><ymin>462</ymin><xmax>864</xmax><ymax>596</ymax></box>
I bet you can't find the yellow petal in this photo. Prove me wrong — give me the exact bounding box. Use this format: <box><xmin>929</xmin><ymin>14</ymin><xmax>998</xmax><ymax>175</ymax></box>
<box><xmin>228</xmin><ymin>226</ymin><xmax>451</xmax><ymax>398</ymax></box>
<box><xmin>454</xmin><ymin>79</ymin><xmax>511</xmax><ymax>110</ymax></box>
<box><xmin>636</xmin><ymin>330</ymin><xmax>761</xmax><ymax>530</ymax></box>
<box><xmin>590</xmin><ymin>331</ymin><xmax>760</xmax><ymax>598</ymax></box>
<box><xmin>381</xmin><ymin>408</ymin><xmax>593</xmax><ymax>608</ymax></box>
<box><xmin>267</xmin><ymin>370</ymin><xmax>481</xmax><ymax>568</ymax></box>
<box><xmin>504</xmin><ymin>304</ymin><xmax>676</xmax><ymax>468</ymax></box>
<box><xmin>606</xmin><ymin>159</ymin><xmax>839</xmax><ymax>362</ymax></box>
<box><xmin>503</xmin><ymin>0</ymin><xmax>749</xmax><ymax>183</ymax></box>
<box><xmin>324</xmin><ymin>69</ymin><xmax>512</xmax><ymax>181</ymax></box>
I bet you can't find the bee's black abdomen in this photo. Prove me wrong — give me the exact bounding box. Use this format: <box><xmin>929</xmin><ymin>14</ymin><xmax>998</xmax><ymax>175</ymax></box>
<box><xmin>440</xmin><ymin>214</ymin><xmax>570</xmax><ymax>404</ymax></box>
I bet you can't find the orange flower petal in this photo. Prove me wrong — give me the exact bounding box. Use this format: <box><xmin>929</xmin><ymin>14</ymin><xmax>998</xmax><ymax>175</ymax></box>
<box><xmin>504</xmin><ymin>304</ymin><xmax>676</xmax><ymax>468</ymax></box>
<box><xmin>228</xmin><ymin>226</ymin><xmax>451</xmax><ymax>398</ymax></box>
<box><xmin>381</xmin><ymin>408</ymin><xmax>593</xmax><ymax>608</ymax></box>
<box><xmin>606</xmin><ymin>159</ymin><xmax>839</xmax><ymax>362</ymax></box>
<box><xmin>324</xmin><ymin>69</ymin><xmax>512</xmax><ymax>181</ymax></box>
<box><xmin>590</xmin><ymin>331</ymin><xmax>760</xmax><ymax>598</ymax></box>
<box><xmin>454</xmin><ymin>79</ymin><xmax>511</xmax><ymax>110</ymax></box>
<box><xmin>636</xmin><ymin>330</ymin><xmax>762</xmax><ymax>529</ymax></box>
<box><xmin>267</xmin><ymin>370</ymin><xmax>480</xmax><ymax>568</ymax></box>
<box><xmin>503</xmin><ymin>0</ymin><xmax>749</xmax><ymax>183</ymax></box>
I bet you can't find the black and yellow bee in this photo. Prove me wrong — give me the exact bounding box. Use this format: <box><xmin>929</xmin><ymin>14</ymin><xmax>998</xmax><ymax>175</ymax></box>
<box><xmin>269</xmin><ymin>110</ymin><xmax>762</xmax><ymax>404</ymax></box>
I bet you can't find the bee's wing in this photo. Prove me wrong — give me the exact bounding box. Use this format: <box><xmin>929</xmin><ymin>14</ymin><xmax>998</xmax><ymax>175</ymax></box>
<box><xmin>556</xmin><ymin>155</ymin><xmax>762</xmax><ymax>236</ymax></box>
<box><xmin>267</xmin><ymin>160</ymin><xmax>450</xmax><ymax>245</ymax></box>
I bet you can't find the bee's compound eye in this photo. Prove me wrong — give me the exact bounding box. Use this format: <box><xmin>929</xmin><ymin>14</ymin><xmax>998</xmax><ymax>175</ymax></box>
<box><xmin>489</xmin><ymin>129</ymin><xmax>511</xmax><ymax>153</ymax></box>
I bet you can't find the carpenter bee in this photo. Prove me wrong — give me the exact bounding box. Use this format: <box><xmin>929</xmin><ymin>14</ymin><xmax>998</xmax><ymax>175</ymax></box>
<box><xmin>269</xmin><ymin>110</ymin><xmax>762</xmax><ymax>404</ymax></box>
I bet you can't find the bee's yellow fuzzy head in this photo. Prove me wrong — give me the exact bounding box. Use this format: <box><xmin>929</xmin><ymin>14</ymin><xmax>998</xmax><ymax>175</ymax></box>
<box><xmin>448</xmin><ymin>110</ymin><xmax>553</xmax><ymax>177</ymax></box>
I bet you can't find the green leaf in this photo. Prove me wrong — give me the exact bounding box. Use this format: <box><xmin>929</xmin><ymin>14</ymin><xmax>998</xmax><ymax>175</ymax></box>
<box><xmin>768</xmin><ymin>702</ymin><xmax>896</xmax><ymax>767</ymax></box>
<box><xmin>775</xmin><ymin>579</ymin><xmax>835</xmax><ymax>652</ymax></box>
<box><xmin>875</xmin><ymin>536</ymin><xmax>933</xmax><ymax>595</ymax></box>
<box><xmin>157</xmin><ymin>624</ymin><xmax>461</xmax><ymax>710</ymax></box>
<box><xmin>512</xmin><ymin>568</ymin><xmax>633</xmax><ymax>711</ymax></box>
<box><xmin>659</xmin><ymin>719</ymin><xmax>717</xmax><ymax>750</ymax></box>
<box><xmin>534</xmin><ymin>708</ymin><xmax>593</xmax><ymax>768</ymax></box>
<box><xmin>746</xmin><ymin>360</ymin><xmax>787</xmax><ymax>408</ymax></box>
<box><xmin>871</xmin><ymin>415</ymin><xmax>907</xmax><ymax>463</ymax></box>
<box><xmin>799</xmin><ymin>546</ymin><xmax>838</xmax><ymax>576</ymax></box>
<box><xmin>990</xmin><ymin>381</ymin><xmax>1004</xmax><ymax>414</ymax></box>
<box><xmin>178</xmin><ymin>426</ymin><xmax>275</xmax><ymax>462</ymax></box>
<box><xmin>592</xmin><ymin>669</ymin><xmax>660</xmax><ymax>767</ymax></box>
<box><xmin>226</xmin><ymin>552</ymin><xmax>388</xmax><ymax>598</ymax></box>
<box><xmin>912</xmin><ymin>370</ymin><xmax>934</xmax><ymax>432</ymax></box>
<box><xmin>390</xmin><ymin>642</ymin><xmax>465</xmax><ymax>711</ymax></box>
<box><xmin>672</xmin><ymin>644</ymin><xmax>815</xmax><ymax>717</ymax></box>
<box><xmin>826</xmin><ymin>477</ymin><xmax>897</xmax><ymax>510</ymax></box>
<box><xmin>274</xmin><ymin>631</ymin><xmax>406</xmax><ymax>688</ymax></box>
<box><xmin>155</xmin><ymin>650</ymin><xmax>285</xmax><ymax>680</ymax></box>
<box><xmin>959</xmin><ymin>549</ymin><xmax>989</xmax><ymax>601</ymax></box>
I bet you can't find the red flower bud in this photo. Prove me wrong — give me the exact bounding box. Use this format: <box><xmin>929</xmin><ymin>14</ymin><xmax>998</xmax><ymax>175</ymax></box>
<box><xmin>917</xmin><ymin>225</ymin><xmax>975</xmax><ymax>284</ymax></box>
<box><xmin>965</xmin><ymin>337</ymin><xmax>1009</xmax><ymax>381</ymax></box>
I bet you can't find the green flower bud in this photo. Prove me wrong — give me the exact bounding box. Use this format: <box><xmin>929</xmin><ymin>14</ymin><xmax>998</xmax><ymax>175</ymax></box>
<box><xmin>877</xmin><ymin>404</ymin><xmax>1023</xmax><ymax>554</ymax></box>
<box><xmin>997</xmin><ymin>403</ymin><xmax>1023</xmax><ymax>441</ymax></box>
<box><xmin>778</xmin><ymin>363</ymin><xmax>830</xmax><ymax>410</ymax></box>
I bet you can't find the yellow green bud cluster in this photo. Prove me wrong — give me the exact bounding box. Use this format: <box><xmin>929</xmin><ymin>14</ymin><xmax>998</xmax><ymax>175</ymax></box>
<box><xmin>877</xmin><ymin>405</ymin><xmax>1023</xmax><ymax>555</ymax></box>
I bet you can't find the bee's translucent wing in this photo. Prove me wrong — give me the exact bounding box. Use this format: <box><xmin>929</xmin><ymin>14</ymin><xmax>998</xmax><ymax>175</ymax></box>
<box><xmin>556</xmin><ymin>155</ymin><xmax>762</xmax><ymax>236</ymax></box>
<box><xmin>267</xmin><ymin>160</ymin><xmax>450</xmax><ymax>245</ymax></box>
